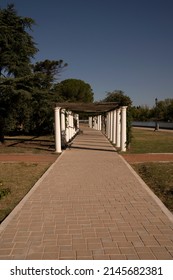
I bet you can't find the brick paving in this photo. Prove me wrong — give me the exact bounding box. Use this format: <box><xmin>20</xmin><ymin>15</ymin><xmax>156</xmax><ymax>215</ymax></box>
<box><xmin>0</xmin><ymin>127</ymin><xmax>173</xmax><ymax>260</ymax></box>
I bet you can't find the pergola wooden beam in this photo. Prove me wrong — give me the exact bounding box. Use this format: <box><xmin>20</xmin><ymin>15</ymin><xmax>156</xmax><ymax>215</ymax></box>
<box><xmin>55</xmin><ymin>102</ymin><xmax>120</xmax><ymax>114</ymax></box>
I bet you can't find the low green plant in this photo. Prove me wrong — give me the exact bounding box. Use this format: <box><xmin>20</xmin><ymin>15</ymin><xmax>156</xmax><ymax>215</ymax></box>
<box><xmin>0</xmin><ymin>187</ymin><xmax>11</xmax><ymax>199</ymax></box>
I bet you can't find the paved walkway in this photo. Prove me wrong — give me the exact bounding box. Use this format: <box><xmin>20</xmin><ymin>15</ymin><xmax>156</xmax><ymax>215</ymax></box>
<box><xmin>0</xmin><ymin>127</ymin><xmax>173</xmax><ymax>260</ymax></box>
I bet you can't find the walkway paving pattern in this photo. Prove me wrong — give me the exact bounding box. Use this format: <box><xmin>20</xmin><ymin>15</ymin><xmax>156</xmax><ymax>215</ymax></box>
<box><xmin>0</xmin><ymin>127</ymin><xmax>173</xmax><ymax>260</ymax></box>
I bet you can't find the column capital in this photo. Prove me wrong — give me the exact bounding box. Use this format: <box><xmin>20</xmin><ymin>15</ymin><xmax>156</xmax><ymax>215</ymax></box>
<box><xmin>121</xmin><ymin>106</ymin><xmax>128</xmax><ymax>110</ymax></box>
<box><xmin>55</xmin><ymin>106</ymin><xmax>61</xmax><ymax>111</ymax></box>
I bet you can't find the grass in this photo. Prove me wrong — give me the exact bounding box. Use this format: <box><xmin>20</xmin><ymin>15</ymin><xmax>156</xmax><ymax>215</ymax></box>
<box><xmin>127</xmin><ymin>128</ymin><xmax>173</xmax><ymax>153</ymax></box>
<box><xmin>132</xmin><ymin>162</ymin><xmax>173</xmax><ymax>213</ymax></box>
<box><xmin>0</xmin><ymin>135</ymin><xmax>55</xmax><ymax>154</ymax></box>
<box><xmin>0</xmin><ymin>162</ymin><xmax>51</xmax><ymax>223</ymax></box>
<box><xmin>125</xmin><ymin>128</ymin><xmax>173</xmax><ymax>213</ymax></box>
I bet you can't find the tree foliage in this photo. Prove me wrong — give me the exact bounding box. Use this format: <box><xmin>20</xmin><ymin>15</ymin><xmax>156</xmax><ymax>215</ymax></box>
<box><xmin>0</xmin><ymin>4</ymin><xmax>69</xmax><ymax>140</ymax></box>
<box><xmin>131</xmin><ymin>99</ymin><xmax>173</xmax><ymax>122</ymax></box>
<box><xmin>32</xmin><ymin>59</ymin><xmax>68</xmax><ymax>89</ymax></box>
<box><xmin>0</xmin><ymin>4</ymin><xmax>38</xmax><ymax>77</ymax></box>
<box><xmin>55</xmin><ymin>79</ymin><xmax>94</xmax><ymax>103</ymax></box>
<box><xmin>0</xmin><ymin>4</ymin><xmax>94</xmax><ymax>142</ymax></box>
<box><xmin>103</xmin><ymin>90</ymin><xmax>132</xmax><ymax>106</ymax></box>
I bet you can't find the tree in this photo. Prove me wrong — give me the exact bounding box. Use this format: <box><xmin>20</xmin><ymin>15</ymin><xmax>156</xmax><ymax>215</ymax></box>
<box><xmin>132</xmin><ymin>98</ymin><xmax>173</xmax><ymax>122</ymax></box>
<box><xmin>131</xmin><ymin>105</ymin><xmax>152</xmax><ymax>121</ymax></box>
<box><xmin>0</xmin><ymin>4</ymin><xmax>38</xmax><ymax>142</ymax></box>
<box><xmin>0</xmin><ymin>4</ymin><xmax>68</xmax><ymax>139</ymax></box>
<box><xmin>32</xmin><ymin>59</ymin><xmax>68</xmax><ymax>89</ymax></box>
<box><xmin>103</xmin><ymin>90</ymin><xmax>132</xmax><ymax>106</ymax></box>
<box><xmin>0</xmin><ymin>4</ymin><xmax>38</xmax><ymax>77</ymax></box>
<box><xmin>55</xmin><ymin>79</ymin><xmax>94</xmax><ymax>103</ymax></box>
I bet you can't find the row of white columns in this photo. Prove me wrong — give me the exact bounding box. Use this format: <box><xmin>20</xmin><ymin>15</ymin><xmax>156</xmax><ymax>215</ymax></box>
<box><xmin>89</xmin><ymin>115</ymin><xmax>102</xmax><ymax>131</ymax></box>
<box><xmin>89</xmin><ymin>106</ymin><xmax>127</xmax><ymax>151</ymax></box>
<box><xmin>55</xmin><ymin>107</ymin><xmax>79</xmax><ymax>153</ymax></box>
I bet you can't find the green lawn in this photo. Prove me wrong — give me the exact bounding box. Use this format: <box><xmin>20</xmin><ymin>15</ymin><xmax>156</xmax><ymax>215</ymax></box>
<box><xmin>128</xmin><ymin>128</ymin><xmax>173</xmax><ymax>153</ymax></box>
<box><xmin>132</xmin><ymin>162</ymin><xmax>173</xmax><ymax>213</ymax></box>
<box><xmin>126</xmin><ymin>128</ymin><xmax>173</xmax><ymax>213</ymax></box>
<box><xmin>0</xmin><ymin>162</ymin><xmax>51</xmax><ymax>223</ymax></box>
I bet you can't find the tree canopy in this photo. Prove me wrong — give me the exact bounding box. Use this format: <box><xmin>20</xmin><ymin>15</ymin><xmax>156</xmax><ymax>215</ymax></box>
<box><xmin>131</xmin><ymin>99</ymin><xmax>173</xmax><ymax>122</ymax></box>
<box><xmin>55</xmin><ymin>79</ymin><xmax>94</xmax><ymax>103</ymax></box>
<box><xmin>0</xmin><ymin>4</ymin><xmax>94</xmax><ymax>142</ymax></box>
<box><xmin>103</xmin><ymin>90</ymin><xmax>132</xmax><ymax>106</ymax></box>
<box><xmin>0</xmin><ymin>4</ymin><xmax>38</xmax><ymax>77</ymax></box>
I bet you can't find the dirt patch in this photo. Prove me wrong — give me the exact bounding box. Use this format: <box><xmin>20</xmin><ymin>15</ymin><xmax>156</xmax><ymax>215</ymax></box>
<box><xmin>0</xmin><ymin>153</ymin><xmax>58</xmax><ymax>163</ymax></box>
<box><xmin>122</xmin><ymin>153</ymin><xmax>173</xmax><ymax>163</ymax></box>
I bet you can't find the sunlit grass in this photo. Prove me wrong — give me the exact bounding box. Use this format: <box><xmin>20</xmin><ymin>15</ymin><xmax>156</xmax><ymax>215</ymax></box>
<box><xmin>0</xmin><ymin>162</ymin><xmax>51</xmax><ymax>223</ymax></box>
<box><xmin>127</xmin><ymin>128</ymin><xmax>173</xmax><ymax>153</ymax></box>
<box><xmin>132</xmin><ymin>162</ymin><xmax>173</xmax><ymax>213</ymax></box>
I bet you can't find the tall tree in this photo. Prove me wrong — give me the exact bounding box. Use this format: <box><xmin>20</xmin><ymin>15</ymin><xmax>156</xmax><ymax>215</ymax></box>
<box><xmin>55</xmin><ymin>79</ymin><xmax>94</xmax><ymax>103</ymax></box>
<box><xmin>32</xmin><ymin>59</ymin><xmax>68</xmax><ymax>89</ymax></box>
<box><xmin>0</xmin><ymin>4</ymin><xmax>38</xmax><ymax>77</ymax></box>
<box><xmin>0</xmin><ymin>4</ymin><xmax>38</xmax><ymax>142</ymax></box>
<box><xmin>103</xmin><ymin>90</ymin><xmax>132</xmax><ymax>106</ymax></box>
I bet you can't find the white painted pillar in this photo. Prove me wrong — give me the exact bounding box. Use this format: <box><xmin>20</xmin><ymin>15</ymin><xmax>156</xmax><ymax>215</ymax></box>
<box><xmin>65</xmin><ymin>111</ymin><xmax>70</xmax><ymax>142</ymax></box>
<box><xmin>97</xmin><ymin>116</ymin><xmax>99</xmax><ymax>130</ymax></box>
<box><xmin>55</xmin><ymin>107</ymin><xmax>61</xmax><ymax>153</ymax></box>
<box><xmin>121</xmin><ymin>106</ymin><xmax>127</xmax><ymax>152</ymax></box>
<box><xmin>110</xmin><ymin>111</ymin><xmax>113</xmax><ymax>142</ymax></box>
<box><xmin>106</xmin><ymin>113</ymin><xmax>109</xmax><ymax>136</ymax></box>
<box><xmin>116</xmin><ymin>108</ymin><xmax>121</xmax><ymax>148</ymax></box>
<box><xmin>76</xmin><ymin>114</ymin><xmax>79</xmax><ymax>130</ymax></box>
<box><xmin>107</xmin><ymin>112</ymin><xmax>111</xmax><ymax>139</ymax></box>
<box><xmin>99</xmin><ymin>115</ymin><xmax>102</xmax><ymax>130</ymax></box>
<box><xmin>96</xmin><ymin>116</ymin><xmax>98</xmax><ymax>130</ymax></box>
<box><xmin>69</xmin><ymin>113</ymin><xmax>73</xmax><ymax>140</ymax></box>
<box><xmin>94</xmin><ymin>116</ymin><xmax>97</xmax><ymax>130</ymax></box>
<box><xmin>61</xmin><ymin>109</ymin><xmax>66</xmax><ymax>131</ymax></box>
<box><xmin>112</xmin><ymin>110</ymin><xmax>117</xmax><ymax>145</ymax></box>
<box><xmin>89</xmin><ymin>117</ymin><xmax>92</xmax><ymax>128</ymax></box>
<box><xmin>97</xmin><ymin>115</ymin><xmax>100</xmax><ymax>130</ymax></box>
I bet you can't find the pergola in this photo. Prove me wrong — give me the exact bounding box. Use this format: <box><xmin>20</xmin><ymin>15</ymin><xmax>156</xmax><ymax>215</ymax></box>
<box><xmin>54</xmin><ymin>102</ymin><xmax>127</xmax><ymax>153</ymax></box>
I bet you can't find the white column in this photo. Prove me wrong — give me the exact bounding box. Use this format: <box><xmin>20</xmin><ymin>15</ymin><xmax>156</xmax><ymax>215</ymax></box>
<box><xmin>61</xmin><ymin>109</ymin><xmax>66</xmax><ymax>131</ymax></box>
<box><xmin>93</xmin><ymin>117</ymin><xmax>97</xmax><ymax>129</ymax></box>
<box><xmin>71</xmin><ymin>114</ymin><xmax>75</xmax><ymax>137</ymax></box>
<box><xmin>110</xmin><ymin>111</ymin><xmax>113</xmax><ymax>142</ymax></box>
<box><xmin>76</xmin><ymin>114</ymin><xmax>79</xmax><ymax>130</ymax></box>
<box><xmin>99</xmin><ymin>115</ymin><xmax>102</xmax><ymax>130</ymax></box>
<box><xmin>97</xmin><ymin>115</ymin><xmax>100</xmax><ymax>130</ymax></box>
<box><xmin>89</xmin><ymin>117</ymin><xmax>92</xmax><ymax>128</ymax></box>
<box><xmin>112</xmin><ymin>110</ymin><xmax>117</xmax><ymax>145</ymax></box>
<box><xmin>116</xmin><ymin>108</ymin><xmax>121</xmax><ymax>148</ymax></box>
<box><xmin>69</xmin><ymin>113</ymin><xmax>73</xmax><ymax>140</ymax></box>
<box><xmin>108</xmin><ymin>112</ymin><xmax>111</xmax><ymax>139</ymax></box>
<box><xmin>54</xmin><ymin>107</ymin><xmax>61</xmax><ymax>153</ymax></box>
<box><xmin>65</xmin><ymin>111</ymin><xmax>70</xmax><ymax>142</ymax></box>
<box><xmin>121</xmin><ymin>106</ymin><xmax>127</xmax><ymax>152</ymax></box>
<box><xmin>96</xmin><ymin>116</ymin><xmax>98</xmax><ymax>130</ymax></box>
<box><xmin>106</xmin><ymin>113</ymin><xmax>109</xmax><ymax>136</ymax></box>
<box><xmin>97</xmin><ymin>116</ymin><xmax>99</xmax><ymax>130</ymax></box>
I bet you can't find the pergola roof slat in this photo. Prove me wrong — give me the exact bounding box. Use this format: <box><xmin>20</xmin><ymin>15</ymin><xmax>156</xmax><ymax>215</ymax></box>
<box><xmin>55</xmin><ymin>102</ymin><xmax>120</xmax><ymax>114</ymax></box>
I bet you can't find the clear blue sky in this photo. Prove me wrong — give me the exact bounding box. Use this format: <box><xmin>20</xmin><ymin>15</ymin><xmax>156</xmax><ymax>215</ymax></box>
<box><xmin>1</xmin><ymin>0</ymin><xmax>173</xmax><ymax>106</ymax></box>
